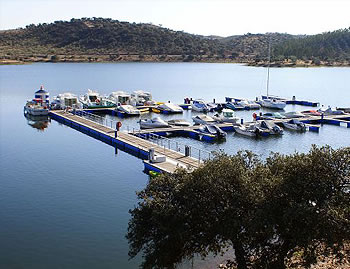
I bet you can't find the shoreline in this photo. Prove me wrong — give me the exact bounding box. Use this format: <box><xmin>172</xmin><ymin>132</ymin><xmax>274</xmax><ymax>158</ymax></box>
<box><xmin>1</xmin><ymin>57</ymin><xmax>349</xmax><ymax>67</ymax></box>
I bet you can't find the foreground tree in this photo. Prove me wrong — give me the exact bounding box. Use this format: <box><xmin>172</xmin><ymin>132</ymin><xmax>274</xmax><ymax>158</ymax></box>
<box><xmin>127</xmin><ymin>146</ymin><xmax>350</xmax><ymax>269</ymax></box>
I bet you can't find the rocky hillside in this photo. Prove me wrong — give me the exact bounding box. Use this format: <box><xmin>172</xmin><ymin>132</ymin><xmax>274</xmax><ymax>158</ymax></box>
<box><xmin>0</xmin><ymin>18</ymin><xmax>348</xmax><ymax>66</ymax></box>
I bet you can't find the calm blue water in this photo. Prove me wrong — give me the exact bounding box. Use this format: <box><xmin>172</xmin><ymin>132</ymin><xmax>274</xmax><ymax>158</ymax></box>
<box><xmin>0</xmin><ymin>63</ymin><xmax>349</xmax><ymax>269</ymax></box>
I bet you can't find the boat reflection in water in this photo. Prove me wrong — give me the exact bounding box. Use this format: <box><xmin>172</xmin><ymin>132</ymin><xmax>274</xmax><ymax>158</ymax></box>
<box><xmin>24</xmin><ymin>114</ymin><xmax>51</xmax><ymax>131</ymax></box>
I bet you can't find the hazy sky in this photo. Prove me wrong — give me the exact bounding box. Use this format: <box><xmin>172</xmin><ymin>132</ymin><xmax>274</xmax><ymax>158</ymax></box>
<box><xmin>0</xmin><ymin>0</ymin><xmax>349</xmax><ymax>36</ymax></box>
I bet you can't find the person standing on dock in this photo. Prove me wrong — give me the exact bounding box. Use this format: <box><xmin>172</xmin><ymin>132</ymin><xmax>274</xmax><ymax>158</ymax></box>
<box><xmin>115</xmin><ymin>121</ymin><xmax>122</xmax><ymax>138</ymax></box>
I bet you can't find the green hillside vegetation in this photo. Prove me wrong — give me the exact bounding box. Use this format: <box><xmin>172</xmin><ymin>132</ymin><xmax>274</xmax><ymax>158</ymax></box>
<box><xmin>273</xmin><ymin>28</ymin><xmax>350</xmax><ymax>64</ymax></box>
<box><xmin>0</xmin><ymin>18</ymin><xmax>349</xmax><ymax>66</ymax></box>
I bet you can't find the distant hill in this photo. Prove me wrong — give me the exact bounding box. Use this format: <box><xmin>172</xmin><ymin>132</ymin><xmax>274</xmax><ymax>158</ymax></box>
<box><xmin>0</xmin><ymin>18</ymin><xmax>349</xmax><ymax>66</ymax></box>
<box><xmin>273</xmin><ymin>28</ymin><xmax>350</xmax><ymax>62</ymax></box>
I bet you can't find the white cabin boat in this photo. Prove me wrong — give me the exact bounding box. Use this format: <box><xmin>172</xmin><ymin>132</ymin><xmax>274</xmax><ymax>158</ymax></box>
<box><xmin>108</xmin><ymin>91</ymin><xmax>132</xmax><ymax>105</ymax></box>
<box><xmin>131</xmin><ymin>90</ymin><xmax>154</xmax><ymax>106</ymax></box>
<box><xmin>79</xmin><ymin>89</ymin><xmax>116</xmax><ymax>109</ymax></box>
<box><xmin>52</xmin><ymin>92</ymin><xmax>79</xmax><ymax>109</ymax></box>
<box><xmin>192</xmin><ymin>114</ymin><xmax>215</xmax><ymax>125</ymax></box>
<box><xmin>139</xmin><ymin>117</ymin><xmax>169</xmax><ymax>129</ymax></box>
<box><xmin>212</xmin><ymin>109</ymin><xmax>239</xmax><ymax>123</ymax></box>
<box><xmin>24</xmin><ymin>86</ymin><xmax>50</xmax><ymax>116</ymax></box>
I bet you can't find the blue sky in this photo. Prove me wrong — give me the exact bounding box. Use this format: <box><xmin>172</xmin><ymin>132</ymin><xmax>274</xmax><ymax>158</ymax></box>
<box><xmin>0</xmin><ymin>0</ymin><xmax>349</xmax><ymax>36</ymax></box>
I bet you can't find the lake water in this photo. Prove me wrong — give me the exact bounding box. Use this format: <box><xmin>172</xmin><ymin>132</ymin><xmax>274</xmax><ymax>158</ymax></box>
<box><xmin>0</xmin><ymin>63</ymin><xmax>349</xmax><ymax>269</ymax></box>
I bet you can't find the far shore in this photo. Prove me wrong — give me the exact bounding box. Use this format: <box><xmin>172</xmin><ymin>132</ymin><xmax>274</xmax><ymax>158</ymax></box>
<box><xmin>1</xmin><ymin>56</ymin><xmax>349</xmax><ymax>67</ymax></box>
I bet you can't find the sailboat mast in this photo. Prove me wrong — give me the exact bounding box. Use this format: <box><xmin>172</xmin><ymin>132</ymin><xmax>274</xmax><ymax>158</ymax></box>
<box><xmin>266</xmin><ymin>35</ymin><xmax>271</xmax><ymax>97</ymax></box>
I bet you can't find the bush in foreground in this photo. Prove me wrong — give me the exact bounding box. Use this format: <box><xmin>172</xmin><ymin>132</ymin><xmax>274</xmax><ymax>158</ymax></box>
<box><xmin>127</xmin><ymin>146</ymin><xmax>350</xmax><ymax>269</ymax></box>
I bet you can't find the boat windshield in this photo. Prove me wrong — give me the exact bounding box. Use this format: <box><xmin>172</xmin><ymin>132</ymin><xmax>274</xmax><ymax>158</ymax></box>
<box><xmin>223</xmin><ymin>111</ymin><xmax>234</xmax><ymax>117</ymax></box>
<box><xmin>89</xmin><ymin>95</ymin><xmax>98</xmax><ymax>102</ymax></box>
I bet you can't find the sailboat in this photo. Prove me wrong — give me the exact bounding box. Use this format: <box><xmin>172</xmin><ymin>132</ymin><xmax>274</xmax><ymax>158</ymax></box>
<box><xmin>258</xmin><ymin>37</ymin><xmax>287</xmax><ymax>110</ymax></box>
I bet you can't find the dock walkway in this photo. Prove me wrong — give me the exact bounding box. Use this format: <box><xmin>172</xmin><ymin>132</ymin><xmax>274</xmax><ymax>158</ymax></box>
<box><xmin>49</xmin><ymin>110</ymin><xmax>201</xmax><ymax>173</ymax></box>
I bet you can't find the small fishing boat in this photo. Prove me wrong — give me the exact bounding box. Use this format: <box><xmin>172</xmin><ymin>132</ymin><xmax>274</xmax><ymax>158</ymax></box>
<box><xmin>117</xmin><ymin>105</ymin><xmax>141</xmax><ymax>116</ymax></box>
<box><xmin>192</xmin><ymin>99</ymin><xmax>209</xmax><ymax>112</ymax></box>
<box><xmin>283</xmin><ymin>111</ymin><xmax>305</xmax><ymax>119</ymax></box>
<box><xmin>158</xmin><ymin>103</ymin><xmax>184</xmax><ymax>113</ymax></box>
<box><xmin>237</xmin><ymin>99</ymin><xmax>261</xmax><ymax>110</ymax></box>
<box><xmin>233</xmin><ymin>123</ymin><xmax>263</xmax><ymax>137</ymax></box>
<box><xmin>226</xmin><ymin>102</ymin><xmax>245</xmax><ymax>110</ymax></box>
<box><xmin>139</xmin><ymin>117</ymin><xmax>169</xmax><ymax>129</ymax></box>
<box><xmin>192</xmin><ymin>114</ymin><xmax>216</xmax><ymax>125</ymax></box>
<box><xmin>167</xmin><ymin>119</ymin><xmax>191</xmax><ymax>127</ymax></box>
<box><xmin>197</xmin><ymin>125</ymin><xmax>226</xmax><ymax>139</ymax></box>
<box><xmin>257</xmin><ymin>120</ymin><xmax>284</xmax><ymax>135</ymax></box>
<box><xmin>212</xmin><ymin>109</ymin><xmax>239</xmax><ymax>123</ymax></box>
<box><xmin>282</xmin><ymin>119</ymin><xmax>307</xmax><ymax>131</ymax></box>
<box><xmin>261</xmin><ymin>112</ymin><xmax>286</xmax><ymax>120</ymax></box>
<box><xmin>318</xmin><ymin>107</ymin><xmax>345</xmax><ymax>115</ymax></box>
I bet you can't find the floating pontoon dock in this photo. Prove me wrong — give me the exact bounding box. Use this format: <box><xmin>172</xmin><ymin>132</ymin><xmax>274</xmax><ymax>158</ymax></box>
<box><xmin>49</xmin><ymin>110</ymin><xmax>204</xmax><ymax>174</ymax></box>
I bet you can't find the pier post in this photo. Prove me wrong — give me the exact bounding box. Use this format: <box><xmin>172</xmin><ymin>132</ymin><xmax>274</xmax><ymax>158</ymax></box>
<box><xmin>185</xmin><ymin>146</ymin><xmax>191</xmax><ymax>157</ymax></box>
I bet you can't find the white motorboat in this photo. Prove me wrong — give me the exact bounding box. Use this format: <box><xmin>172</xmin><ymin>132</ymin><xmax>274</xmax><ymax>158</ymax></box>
<box><xmin>226</xmin><ymin>102</ymin><xmax>245</xmax><ymax>110</ymax></box>
<box><xmin>233</xmin><ymin>123</ymin><xmax>260</xmax><ymax>137</ymax></box>
<box><xmin>139</xmin><ymin>117</ymin><xmax>169</xmax><ymax>129</ymax></box>
<box><xmin>24</xmin><ymin>100</ymin><xmax>49</xmax><ymax>116</ymax></box>
<box><xmin>282</xmin><ymin>119</ymin><xmax>307</xmax><ymax>131</ymax></box>
<box><xmin>109</xmin><ymin>91</ymin><xmax>132</xmax><ymax>105</ymax></box>
<box><xmin>79</xmin><ymin>89</ymin><xmax>116</xmax><ymax>109</ymax></box>
<box><xmin>192</xmin><ymin>114</ymin><xmax>216</xmax><ymax>125</ymax></box>
<box><xmin>318</xmin><ymin>106</ymin><xmax>345</xmax><ymax>115</ymax></box>
<box><xmin>237</xmin><ymin>99</ymin><xmax>261</xmax><ymax>110</ymax></box>
<box><xmin>233</xmin><ymin>123</ymin><xmax>272</xmax><ymax>137</ymax></box>
<box><xmin>52</xmin><ymin>92</ymin><xmax>80</xmax><ymax>109</ymax></box>
<box><xmin>167</xmin><ymin>119</ymin><xmax>191</xmax><ymax>127</ymax></box>
<box><xmin>192</xmin><ymin>99</ymin><xmax>209</xmax><ymax>112</ymax></box>
<box><xmin>212</xmin><ymin>109</ymin><xmax>239</xmax><ymax>123</ymax></box>
<box><xmin>197</xmin><ymin>125</ymin><xmax>227</xmax><ymax>139</ymax></box>
<box><xmin>131</xmin><ymin>90</ymin><xmax>154</xmax><ymax>106</ymax></box>
<box><xmin>158</xmin><ymin>103</ymin><xmax>184</xmax><ymax>113</ymax></box>
<box><xmin>257</xmin><ymin>120</ymin><xmax>284</xmax><ymax>135</ymax></box>
<box><xmin>117</xmin><ymin>105</ymin><xmax>141</xmax><ymax>116</ymax></box>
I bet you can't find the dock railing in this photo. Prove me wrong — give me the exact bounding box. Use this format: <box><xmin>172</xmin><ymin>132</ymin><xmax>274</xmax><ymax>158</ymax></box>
<box><xmin>68</xmin><ymin>109</ymin><xmax>212</xmax><ymax>163</ymax></box>
<box><xmin>71</xmin><ymin>109</ymin><xmax>131</xmax><ymax>131</ymax></box>
<box><xmin>134</xmin><ymin>131</ymin><xmax>212</xmax><ymax>164</ymax></box>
